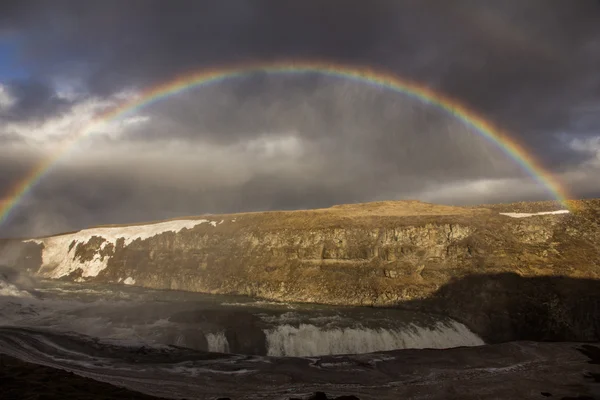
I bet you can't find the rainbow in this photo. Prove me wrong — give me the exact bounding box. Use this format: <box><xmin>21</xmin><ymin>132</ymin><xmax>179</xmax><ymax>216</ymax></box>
<box><xmin>0</xmin><ymin>61</ymin><xmax>571</xmax><ymax>227</ymax></box>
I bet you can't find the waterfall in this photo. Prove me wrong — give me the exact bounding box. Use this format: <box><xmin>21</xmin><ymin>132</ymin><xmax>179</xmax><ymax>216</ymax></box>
<box><xmin>264</xmin><ymin>320</ymin><xmax>484</xmax><ymax>357</ymax></box>
<box><xmin>205</xmin><ymin>332</ymin><xmax>230</xmax><ymax>353</ymax></box>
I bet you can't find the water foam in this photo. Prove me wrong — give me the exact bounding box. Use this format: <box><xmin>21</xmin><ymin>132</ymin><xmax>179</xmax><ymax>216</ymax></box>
<box><xmin>206</xmin><ymin>332</ymin><xmax>230</xmax><ymax>353</ymax></box>
<box><xmin>0</xmin><ymin>267</ymin><xmax>36</xmax><ymax>299</ymax></box>
<box><xmin>0</xmin><ymin>280</ymin><xmax>34</xmax><ymax>298</ymax></box>
<box><xmin>0</xmin><ymin>277</ymin><xmax>483</xmax><ymax>359</ymax></box>
<box><xmin>265</xmin><ymin>321</ymin><xmax>484</xmax><ymax>357</ymax></box>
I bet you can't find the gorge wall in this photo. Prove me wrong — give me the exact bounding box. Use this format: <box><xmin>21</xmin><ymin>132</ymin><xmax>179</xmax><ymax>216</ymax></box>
<box><xmin>1</xmin><ymin>199</ymin><xmax>599</xmax><ymax>343</ymax></box>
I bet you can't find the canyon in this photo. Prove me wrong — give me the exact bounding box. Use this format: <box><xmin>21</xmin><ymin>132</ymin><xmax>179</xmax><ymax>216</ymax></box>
<box><xmin>1</xmin><ymin>199</ymin><xmax>599</xmax><ymax>344</ymax></box>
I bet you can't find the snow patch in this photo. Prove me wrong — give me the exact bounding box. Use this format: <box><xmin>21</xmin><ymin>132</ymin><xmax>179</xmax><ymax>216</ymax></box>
<box><xmin>27</xmin><ymin>219</ymin><xmax>214</xmax><ymax>279</ymax></box>
<box><xmin>123</xmin><ymin>277</ymin><xmax>135</xmax><ymax>285</ymax></box>
<box><xmin>499</xmin><ymin>210</ymin><xmax>570</xmax><ymax>218</ymax></box>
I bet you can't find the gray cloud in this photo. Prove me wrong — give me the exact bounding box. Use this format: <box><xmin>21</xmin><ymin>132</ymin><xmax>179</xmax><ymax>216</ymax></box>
<box><xmin>0</xmin><ymin>80</ymin><xmax>75</xmax><ymax>121</ymax></box>
<box><xmin>0</xmin><ymin>0</ymin><xmax>599</xmax><ymax>237</ymax></box>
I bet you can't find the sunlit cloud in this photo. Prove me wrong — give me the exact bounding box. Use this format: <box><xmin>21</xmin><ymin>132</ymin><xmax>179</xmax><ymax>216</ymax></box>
<box><xmin>0</xmin><ymin>90</ymin><xmax>149</xmax><ymax>149</ymax></box>
<box><xmin>569</xmin><ymin>136</ymin><xmax>600</xmax><ymax>168</ymax></box>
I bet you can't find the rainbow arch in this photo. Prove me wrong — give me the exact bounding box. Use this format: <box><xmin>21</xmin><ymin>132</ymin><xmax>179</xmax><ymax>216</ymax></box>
<box><xmin>0</xmin><ymin>61</ymin><xmax>571</xmax><ymax>228</ymax></box>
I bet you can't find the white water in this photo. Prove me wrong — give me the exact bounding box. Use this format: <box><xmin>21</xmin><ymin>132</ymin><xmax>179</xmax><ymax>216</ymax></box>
<box><xmin>0</xmin><ymin>277</ymin><xmax>484</xmax><ymax>357</ymax></box>
<box><xmin>265</xmin><ymin>321</ymin><xmax>484</xmax><ymax>357</ymax></box>
<box><xmin>206</xmin><ymin>332</ymin><xmax>230</xmax><ymax>353</ymax></box>
<box><xmin>0</xmin><ymin>280</ymin><xmax>34</xmax><ymax>298</ymax></box>
<box><xmin>173</xmin><ymin>321</ymin><xmax>484</xmax><ymax>357</ymax></box>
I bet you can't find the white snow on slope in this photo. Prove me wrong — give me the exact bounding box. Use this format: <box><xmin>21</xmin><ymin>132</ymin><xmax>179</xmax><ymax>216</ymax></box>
<box><xmin>499</xmin><ymin>210</ymin><xmax>570</xmax><ymax>218</ymax></box>
<box><xmin>26</xmin><ymin>219</ymin><xmax>213</xmax><ymax>279</ymax></box>
<box><xmin>123</xmin><ymin>277</ymin><xmax>136</xmax><ymax>285</ymax></box>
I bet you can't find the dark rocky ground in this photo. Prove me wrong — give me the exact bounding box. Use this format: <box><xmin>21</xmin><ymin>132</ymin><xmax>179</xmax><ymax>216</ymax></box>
<box><xmin>0</xmin><ymin>353</ymin><xmax>354</xmax><ymax>400</ymax></box>
<box><xmin>0</xmin><ymin>354</ymin><xmax>167</xmax><ymax>400</ymax></box>
<box><xmin>2</xmin><ymin>342</ymin><xmax>600</xmax><ymax>400</ymax></box>
<box><xmin>0</xmin><ymin>353</ymin><xmax>356</xmax><ymax>400</ymax></box>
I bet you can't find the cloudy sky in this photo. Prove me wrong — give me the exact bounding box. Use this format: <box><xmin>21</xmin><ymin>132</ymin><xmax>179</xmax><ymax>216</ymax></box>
<box><xmin>0</xmin><ymin>0</ymin><xmax>599</xmax><ymax>237</ymax></box>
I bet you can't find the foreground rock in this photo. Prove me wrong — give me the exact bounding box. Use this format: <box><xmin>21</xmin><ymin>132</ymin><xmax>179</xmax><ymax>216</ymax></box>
<box><xmin>1</xmin><ymin>340</ymin><xmax>600</xmax><ymax>400</ymax></box>
<box><xmin>0</xmin><ymin>354</ymin><xmax>168</xmax><ymax>400</ymax></box>
<box><xmin>1</xmin><ymin>199</ymin><xmax>599</xmax><ymax>343</ymax></box>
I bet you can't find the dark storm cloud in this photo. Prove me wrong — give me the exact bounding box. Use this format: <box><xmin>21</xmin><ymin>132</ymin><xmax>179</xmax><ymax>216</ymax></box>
<box><xmin>0</xmin><ymin>150</ymin><xmax>501</xmax><ymax>238</ymax></box>
<box><xmin>0</xmin><ymin>1</ymin><xmax>26</xmax><ymax>33</ymax></box>
<box><xmin>0</xmin><ymin>80</ymin><xmax>73</xmax><ymax>121</ymax></box>
<box><xmin>402</xmin><ymin>1</ymin><xmax>600</xmax><ymax>160</ymax></box>
<box><xmin>5</xmin><ymin>141</ymin><xmax>595</xmax><ymax>238</ymax></box>
<box><xmin>1</xmin><ymin>0</ymin><xmax>600</xmax><ymax>237</ymax></box>
<box><xmin>17</xmin><ymin>1</ymin><xmax>600</xmax><ymax>158</ymax></box>
<box><xmin>123</xmin><ymin>77</ymin><xmax>519</xmax><ymax>181</ymax></box>
<box><xmin>5</xmin><ymin>0</ymin><xmax>600</xmax><ymax>140</ymax></box>
<box><xmin>8</xmin><ymin>0</ymin><xmax>400</xmax><ymax>94</ymax></box>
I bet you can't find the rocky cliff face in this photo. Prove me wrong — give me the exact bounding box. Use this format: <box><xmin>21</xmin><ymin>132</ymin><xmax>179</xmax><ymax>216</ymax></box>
<box><xmin>2</xmin><ymin>199</ymin><xmax>599</xmax><ymax>343</ymax></box>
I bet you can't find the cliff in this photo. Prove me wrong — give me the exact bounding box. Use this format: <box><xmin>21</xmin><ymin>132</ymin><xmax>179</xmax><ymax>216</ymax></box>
<box><xmin>2</xmin><ymin>199</ymin><xmax>599</xmax><ymax>343</ymax></box>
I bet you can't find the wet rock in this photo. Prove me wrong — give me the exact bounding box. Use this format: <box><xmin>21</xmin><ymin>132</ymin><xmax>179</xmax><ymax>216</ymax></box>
<box><xmin>223</xmin><ymin>313</ymin><xmax>267</xmax><ymax>355</ymax></box>
<box><xmin>163</xmin><ymin>328</ymin><xmax>209</xmax><ymax>351</ymax></box>
<box><xmin>169</xmin><ymin>309</ymin><xmax>266</xmax><ymax>355</ymax></box>
<box><xmin>288</xmin><ymin>392</ymin><xmax>361</xmax><ymax>400</ymax></box>
<box><xmin>0</xmin><ymin>354</ymin><xmax>170</xmax><ymax>399</ymax></box>
<box><xmin>2</xmin><ymin>340</ymin><xmax>600</xmax><ymax>400</ymax></box>
<box><xmin>303</xmin><ymin>392</ymin><xmax>360</xmax><ymax>400</ymax></box>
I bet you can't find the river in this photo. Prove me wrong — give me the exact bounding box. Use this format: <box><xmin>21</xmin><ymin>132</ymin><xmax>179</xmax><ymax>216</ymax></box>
<box><xmin>0</xmin><ymin>270</ymin><xmax>485</xmax><ymax>399</ymax></box>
